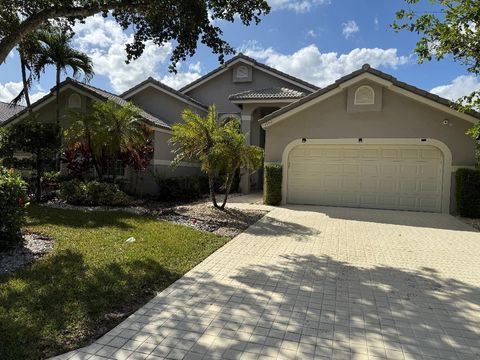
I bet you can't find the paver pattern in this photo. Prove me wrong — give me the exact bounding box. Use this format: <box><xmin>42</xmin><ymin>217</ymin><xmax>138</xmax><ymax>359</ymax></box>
<box><xmin>54</xmin><ymin>206</ymin><xmax>480</xmax><ymax>360</ymax></box>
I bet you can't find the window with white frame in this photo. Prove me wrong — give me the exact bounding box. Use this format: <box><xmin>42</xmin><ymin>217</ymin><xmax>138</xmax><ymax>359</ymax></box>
<box><xmin>354</xmin><ymin>85</ymin><xmax>375</xmax><ymax>105</ymax></box>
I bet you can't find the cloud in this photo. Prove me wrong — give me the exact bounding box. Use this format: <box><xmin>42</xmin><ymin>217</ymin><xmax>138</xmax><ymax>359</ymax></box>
<box><xmin>431</xmin><ymin>75</ymin><xmax>480</xmax><ymax>100</ymax></box>
<box><xmin>342</xmin><ymin>20</ymin><xmax>360</xmax><ymax>39</ymax></box>
<box><xmin>374</xmin><ymin>17</ymin><xmax>379</xmax><ymax>31</ymax></box>
<box><xmin>268</xmin><ymin>0</ymin><xmax>330</xmax><ymax>13</ymax></box>
<box><xmin>242</xmin><ymin>43</ymin><xmax>409</xmax><ymax>87</ymax></box>
<box><xmin>73</xmin><ymin>14</ymin><xmax>203</xmax><ymax>92</ymax></box>
<box><xmin>0</xmin><ymin>81</ymin><xmax>48</xmax><ymax>104</ymax></box>
<box><xmin>307</xmin><ymin>29</ymin><xmax>317</xmax><ymax>38</ymax></box>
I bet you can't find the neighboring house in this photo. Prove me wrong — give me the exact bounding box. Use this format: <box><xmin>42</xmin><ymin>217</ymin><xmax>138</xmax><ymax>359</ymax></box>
<box><xmin>1</xmin><ymin>55</ymin><xmax>478</xmax><ymax>213</ymax></box>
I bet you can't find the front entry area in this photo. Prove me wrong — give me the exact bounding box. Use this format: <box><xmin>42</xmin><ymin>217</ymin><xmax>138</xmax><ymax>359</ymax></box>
<box><xmin>286</xmin><ymin>142</ymin><xmax>446</xmax><ymax>212</ymax></box>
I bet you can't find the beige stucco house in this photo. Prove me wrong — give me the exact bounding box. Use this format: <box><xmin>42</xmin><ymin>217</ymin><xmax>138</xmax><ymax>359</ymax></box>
<box><xmin>1</xmin><ymin>55</ymin><xmax>478</xmax><ymax>213</ymax></box>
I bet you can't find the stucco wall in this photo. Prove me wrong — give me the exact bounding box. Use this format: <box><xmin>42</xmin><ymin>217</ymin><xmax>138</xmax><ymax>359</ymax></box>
<box><xmin>126</xmin><ymin>87</ymin><xmax>207</xmax><ymax>125</ymax></box>
<box><xmin>184</xmin><ymin>65</ymin><xmax>309</xmax><ymax>114</ymax></box>
<box><xmin>264</xmin><ymin>87</ymin><xmax>476</xmax><ymax>167</ymax></box>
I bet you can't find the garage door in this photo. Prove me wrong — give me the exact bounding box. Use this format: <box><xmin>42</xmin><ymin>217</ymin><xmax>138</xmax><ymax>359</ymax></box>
<box><xmin>287</xmin><ymin>144</ymin><xmax>444</xmax><ymax>212</ymax></box>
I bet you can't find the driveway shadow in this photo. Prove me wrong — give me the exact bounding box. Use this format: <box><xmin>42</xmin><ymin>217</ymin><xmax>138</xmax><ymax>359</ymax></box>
<box><xmin>85</xmin><ymin>254</ymin><xmax>480</xmax><ymax>360</ymax></box>
<box><xmin>282</xmin><ymin>204</ymin><xmax>478</xmax><ymax>232</ymax></box>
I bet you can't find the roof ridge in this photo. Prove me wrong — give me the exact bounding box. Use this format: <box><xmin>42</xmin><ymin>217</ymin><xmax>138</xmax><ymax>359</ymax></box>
<box><xmin>179</xmin><ymin>53</ymin><xmax>320</xmax><ymax>93</ymax></box>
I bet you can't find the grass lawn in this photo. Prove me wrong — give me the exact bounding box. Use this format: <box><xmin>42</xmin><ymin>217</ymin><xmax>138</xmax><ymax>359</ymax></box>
<box><xmin>0</xmin><ymin>205</ymin><xmax>228</xmax><ymax>360</ymax></box>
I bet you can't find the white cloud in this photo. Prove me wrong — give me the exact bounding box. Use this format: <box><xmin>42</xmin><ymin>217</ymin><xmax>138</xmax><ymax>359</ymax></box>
<box><xmin>342</xmin><ymin>20</ymin><xmax>359</xmax><ymax>39</ymax></box>
<box><xmin>0</xmin><ymin>81</ymin><xmax>48</xmax><ymax>104</ymax></box>
<box><xmin>268</xmin><ymin>0</ymin><xmax>330</xmax><ymax>13</ymax></box>
<box><xmin>188</xmin><ymin>62</ymin><xmax>202</xmax><ymax>73</ymax></box>
<box><xmin>307</xmin><ymin>29</ymin><xmax>317</xmax><ymax>38</ymax></box>
<box><xmin>161</xmin><ymin>72</ymin><xmax>202</xmax><ymax>90</ymax></box>
<box><xmin>374</xmin><ymin>17</ymin><xmax>379</xmax><ymax>31</ymax></box>
<box><xmin>243</xmin><ymin>43</ymin><xmax>409</xmax><ymax>87</ymax></box>
<box><xmin>431</xmin><ymin>75</ymin><xmax>480</xmax><ymax>100</ymax></box>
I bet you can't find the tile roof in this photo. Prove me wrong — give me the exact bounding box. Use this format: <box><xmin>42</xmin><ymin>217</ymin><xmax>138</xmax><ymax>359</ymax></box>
<box><xmin>2</xmin><ymin>79</ymin><xmax>171</xmax><ymax>130</ymax></box>
<box><xmin>229</xmin><ymin>87</ymin><xmax>306</xmax><ymax>101</ymax></box>
<box><xmin>180</xmin><ymin>53</ymin><xmax>319</xmax><ymax>93</ymax></box>
<box><xmin>0</xmin><ymin>101</ymin><xmax>25</xmax><ymax>123</ymax></box>
<box><xmin>120</xmin><ymin>77</ymin><xmax>207</xmax><ymax>109</ymax></box>
<box><xmin>259</xmin><ymin>64</ymin><xmax>480</xmax><ymax>126</ymax></box>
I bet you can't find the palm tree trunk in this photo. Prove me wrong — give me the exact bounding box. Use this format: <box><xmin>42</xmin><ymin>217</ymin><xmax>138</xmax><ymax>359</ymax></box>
<box><xmin>219</xmin><ymin>171</ymin><xmax>236</xmax><ymax>209</ymax></box>
<box><xmin>55</xmin><ymin>65</ymin><xmax>61</xmax><ymax>125</ymax></box>
<box><xmin>208</xmin><ymin>172</ymin><xmax>219</xmax><ymax>208</ymax></box>
<box><xmin>20</xmin><ymin>54</ymin><xmax>32</xmax><ymax>111</ymax></box>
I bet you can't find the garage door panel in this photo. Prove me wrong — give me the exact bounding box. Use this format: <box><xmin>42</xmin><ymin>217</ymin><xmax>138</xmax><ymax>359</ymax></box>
<box><xmin>287</xmin><ymin>144</ymin><xmax>443</xmax><ymax>212</ymax></box>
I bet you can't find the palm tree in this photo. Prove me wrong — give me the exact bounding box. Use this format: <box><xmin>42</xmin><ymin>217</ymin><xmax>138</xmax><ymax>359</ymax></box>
<box><xmin>35</xmin><ymin>29</ymin><xmax>94</xmax><ymax>125</ymax></box>
<box><xmin>170</xmin><ymin>105</ymin><xmax>263</xmax><ymax>209</ymax></box>
<box><xmin>64</xmin><ymin>101</ymin><xmax>151</xmax><ymax>182</ymax></box>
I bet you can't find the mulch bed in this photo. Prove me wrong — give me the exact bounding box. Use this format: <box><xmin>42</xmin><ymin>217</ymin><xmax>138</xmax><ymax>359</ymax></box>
<box><xmin>0</xmin><ymin>233</ymin><xmax>55</xmax><ymax>275</ymax></box>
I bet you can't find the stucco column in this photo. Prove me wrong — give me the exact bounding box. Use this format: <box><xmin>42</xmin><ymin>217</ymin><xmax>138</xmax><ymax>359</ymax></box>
<box><xmin>240</xmin><ymin>114</ymin><xmax>252</xmax><ymax>194</ymax></box>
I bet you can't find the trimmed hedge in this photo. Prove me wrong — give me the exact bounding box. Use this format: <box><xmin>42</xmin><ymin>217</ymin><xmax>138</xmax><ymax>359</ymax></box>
<box><xmin>456</xmin><ymin>168</ymin><xmax>480</xmax><ymax>217</ymax></box>
<box><xmin>0</xmin><ymin>167</ymin><xmax>28</xmax><ymax>248</ymax></box>
<box><xmin>264</xmin><ymin>163</ymin><xmax>282</xmax><ymax>205</ymax></box>
<box><xmin>156</xmin><ymin>175</ymin><xmax>209</xmax><ymax>201</ymax></box>
<box><xmin>59</xmin><ymin>180</ymin><xmax>130</xmax><ymax>206</ymax></box>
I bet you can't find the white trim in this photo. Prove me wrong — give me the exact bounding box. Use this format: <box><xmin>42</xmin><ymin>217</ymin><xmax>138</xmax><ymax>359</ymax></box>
<box><xmin>338</xmin><ymin>72</ymin><xmax>393</xmax><ymax>89</ymax></box>
<box><xmin>261</xmin><ymin>87</ymin><xmax>343</xmax><ymax>129</ymax></box>
<box><xmin>391</xmin><ymin>86</ymin><xmax>478</xmax><ymax>124</ymax></box>
<box><xmin>261</xmin><ymin>72</ymin><xmax>479</xmax><ymax>129</ymax></box>
<box><xmin>153</xmin><ymin>160</ymin><xmax>200</xmax><ymax>168</ymax></box>
<box><xmin>154</xmin><ymin>127</ymin><xmax>173</xmax><ymax>134</ymax></box>
<box><xmin>281</xmin><ymin>138</ymin><xmax>453</xmax><ymax>213</ymax></box>
<box><xmin>122</xmin><ymin>83</ymin><xmax>207</xmax><ymax>112</ymax></box>
<box><xmin>181</xmin><ymin>58</ymin><xmax>317</xmax><ymax>93</ymax></box>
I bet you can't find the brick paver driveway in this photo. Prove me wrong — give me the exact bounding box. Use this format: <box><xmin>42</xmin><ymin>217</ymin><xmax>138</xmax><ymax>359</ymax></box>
<box><xmin>57</xmin><ymin>206</ymin><xmax>480</xmax><ymax>360</ymax></box>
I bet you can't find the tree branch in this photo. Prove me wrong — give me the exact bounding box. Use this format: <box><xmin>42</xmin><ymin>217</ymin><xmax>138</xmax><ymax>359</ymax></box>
<box><xmin>0</xmin><ymin>1</ymin><xmax>142</xmax><ymax>64</ymax></box>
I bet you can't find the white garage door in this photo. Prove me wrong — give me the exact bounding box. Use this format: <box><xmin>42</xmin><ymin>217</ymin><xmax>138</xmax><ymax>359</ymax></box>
<box><xmin>287</xmin><ymin>144</ymin><xmax>444</xmax><ymax>212</ymax></box>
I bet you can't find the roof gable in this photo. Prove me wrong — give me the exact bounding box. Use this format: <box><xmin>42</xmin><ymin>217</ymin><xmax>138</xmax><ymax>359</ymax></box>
<box><xmin>120</xmin><ymin>77</ymin><xmax>207</xmax><ymax>110</ymax></box>
<box><xmin>179</xmin><ymin>53</ymin><xmax>319</xmax><ymax>94</ymax></box>
<box><xmin>2</xmin><ymin>79</ymin><xmax>171</xmax><ymax>130</ymax></box>
<box><xmin>259</xmin><ymin>64</ymin><xmax>480</xmax><ymax>128</ymax></box>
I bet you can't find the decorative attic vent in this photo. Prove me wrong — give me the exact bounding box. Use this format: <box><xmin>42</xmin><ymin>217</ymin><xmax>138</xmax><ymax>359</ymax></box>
<box><xmin>236</xmin><ymin>65</ymin><xmax>249</xmax><ymax>79</ymax></box>
<box><xmin>68</xmin><ymin>93</ymin><xmax>81</xmax><ymax>109</ymax></box>
<box><xmin>354</xmin><ymin>85</ymin><xmax>375</xmax><ymax>105</ymax></box>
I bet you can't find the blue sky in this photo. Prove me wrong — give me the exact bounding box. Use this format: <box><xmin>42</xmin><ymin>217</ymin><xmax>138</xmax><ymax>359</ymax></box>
<box><xmin>1</xmin><ymin>0</ymin><xmax>479</xmax><ymax>103</ymax></box>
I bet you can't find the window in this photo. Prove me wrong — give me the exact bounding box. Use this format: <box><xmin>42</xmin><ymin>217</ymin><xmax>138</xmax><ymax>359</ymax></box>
<box><xmin>354</xmin><ymin>85</ymin><xmax>375</xmax><ymax>105</ymax></box>
<box><xmin>236</xmin><ymin>65</ymin><xmax>249</xmax><ymax>79</ymax></box>
<box><xmin>68</xmin><ymin>93</ymin><xmax>81</xmax><ymax>109</ymax></box>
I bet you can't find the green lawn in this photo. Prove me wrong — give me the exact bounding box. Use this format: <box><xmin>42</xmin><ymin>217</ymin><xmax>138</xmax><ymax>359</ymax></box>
<box><xmin>0</xmin><ymin>205</ymin><xmax>228</xmax><ymax>360</ymax></box>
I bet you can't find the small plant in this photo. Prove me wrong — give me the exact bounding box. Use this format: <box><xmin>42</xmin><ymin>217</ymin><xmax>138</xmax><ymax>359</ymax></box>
<box><xmin>264</xmin><ymin>163</ymin><xmax>282</xmax><ymax>205</ymax></box>
<box><xmin>59</xmin><ymin>179</ymin><xmax>130</xmax><ymax>206</ymax></box>
<box><xmin>0</xmin><ymin>167</ymin><xmax>29</xmax><ymax>248</ymax></box>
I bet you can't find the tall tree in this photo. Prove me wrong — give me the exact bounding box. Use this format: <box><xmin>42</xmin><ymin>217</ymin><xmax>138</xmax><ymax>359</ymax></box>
<box><xmin>0</xmin><ymin>1</ymin><xmax>270</xmax><ymax>67</ymax></box>
<box><xmin>170</xmin><ymin>106</ymin><xmax>263</xmax><ymax>209</ymax></box>
<box><xmin>393</xmin><ymin>0</ymin><xmax>480</xmax><ymax>109</ymax></box>
<box><xmin>34</xmin><ymin>29</ymin><xmax>94</xmax><ymax>125</ymax></box>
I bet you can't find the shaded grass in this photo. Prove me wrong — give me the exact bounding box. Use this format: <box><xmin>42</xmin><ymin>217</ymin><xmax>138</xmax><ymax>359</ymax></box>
<box><xmin>0</xmin><ymin>205</ymin><xmax>228</xmax><ymax>360</ymax></box>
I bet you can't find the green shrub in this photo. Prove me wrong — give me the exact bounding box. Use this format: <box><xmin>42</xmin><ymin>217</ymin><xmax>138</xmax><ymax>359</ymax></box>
<box><xmin>264</xmin><ymin>163</ymin><xmax>282</xmax><ymax>206</ymax></box>
<box><xmin>60</xmin><ymin>180</ymin><xmax>129</xmax><ymax>206</ymax></box>
<box><xmin>456</xmin><ymin>168</ymin><xmax>480</xmax><ymax>217</ymax></box>
<box><xmin>156</xmin><ymin>175</ymin><xmax>208</xmax><ymax>201</ymax></box>
<box><xmin>0</xmin><ymin>167</ymin><xmax>28</xmax><ymax>248</ymax></box>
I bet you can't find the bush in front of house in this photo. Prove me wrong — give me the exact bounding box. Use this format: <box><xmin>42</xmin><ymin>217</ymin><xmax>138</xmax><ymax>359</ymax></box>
<box><xmin>60</xmin><ymin>179</ymin><xmax>130</xmax><ymax>206</ymax></box>
<box><xmin>264</xmin><ymin>163</ymin><xmax>282</xmax><ymax>206</ymax></box>
<box><xmin>156</xmin><ymin>175</ymin><xmax>209</xmax><ymax>201</ymax></box>
<box><xmin>0</xmin><ymin>167</ymin><xmax>28</xmax><ymax>248</ymax></box>
<box><xmin>456</xmin><ymin>168</ymin><xmax>480</xmax><ymax>217</ymax></box>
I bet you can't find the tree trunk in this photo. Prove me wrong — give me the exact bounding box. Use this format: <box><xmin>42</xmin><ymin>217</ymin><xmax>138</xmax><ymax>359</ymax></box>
<box><xmin>0</xmin><ymin>2</ymin><xmax>144</xmax><ymax>64</ymax></box>
<box><xmin>20</xmin><ymin>54</ymin><xmax>31</xmax><ymax>111</ymax></box>
<box><xmin>219</xmin><ymin>170</ymin><xmax>236</xmax><ymax>209</ymax></box>
<box><xmin>35</xmin><ymin>148</ymin><xmax>42</xmax><ymax>202</ymax></box>
<box><xmin>208</xmin><ymin>172</ymin><xmax>219</xmax><ymax>208</ymax></box>
<box><xmin>55</xmin><ymin>66</ymin><xmax>61</xmax><ymax>125</ymax></box>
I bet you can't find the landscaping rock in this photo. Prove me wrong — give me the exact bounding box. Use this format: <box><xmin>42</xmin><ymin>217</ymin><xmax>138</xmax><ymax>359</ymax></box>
<box><xmin>0</xmin><ymin>233</ymin><xmax>55</xmax><ymax>274</ymax></box>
